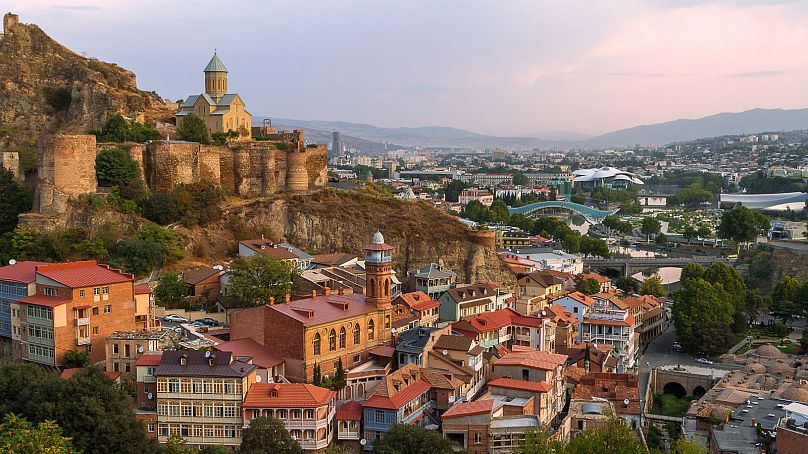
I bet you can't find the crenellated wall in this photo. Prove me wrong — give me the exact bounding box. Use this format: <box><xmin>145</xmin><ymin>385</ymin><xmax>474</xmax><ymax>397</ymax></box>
<box><xmin>35</xmin><ymin>131</ymin><xmax>326</xmax><ymax>216</ymax></box>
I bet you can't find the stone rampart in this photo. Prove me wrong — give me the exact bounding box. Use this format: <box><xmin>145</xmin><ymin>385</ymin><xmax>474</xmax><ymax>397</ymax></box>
<box><xmin>35</xmin><ymin>135</ymin><xmax>97</xmax><ymax>216</ymax></box>
<box><xmin>305</xmin><ymin>144</ymin><xmax>328</xmax><ymax>189</ymax></box>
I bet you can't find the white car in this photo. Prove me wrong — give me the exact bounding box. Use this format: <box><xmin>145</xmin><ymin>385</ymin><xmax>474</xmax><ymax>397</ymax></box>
<box><xmin>163</xmin><ymin>314</ymin><xmax>189</xmax><ymax>324</ymax></box>
<box><xmin>695</xmin><ymin>357</ymin><xmax>713</xmax><ymax>365</ymax></box>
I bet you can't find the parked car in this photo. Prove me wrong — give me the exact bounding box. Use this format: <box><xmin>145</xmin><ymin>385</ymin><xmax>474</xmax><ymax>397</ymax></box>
<box><xmin>163</xmin><ymin>314</ymin><xmax>189</xmax><ymax>324</ymax></box>
<box><xmin>672</xmin><ymin>342</ymin><xmax>684</xmax><ymax>352</ymax></box>
<box><xmin>695</xmin><ymin>357</ymin><xmax>713</xmax><ymax>365</ymax></box>
<box><xmin>196</xmin><ymin>318</ymin><xmax>219</xmax><ymax>327</ymax></box>
<box><xmin>191</xmin><ymin>321</ymin><xmax>206</xmax><ymax>328</ymax></box>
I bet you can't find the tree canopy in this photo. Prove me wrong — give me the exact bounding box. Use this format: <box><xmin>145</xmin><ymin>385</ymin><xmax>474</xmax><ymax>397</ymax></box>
<box><xmin>0</xmin><ymin>167</ymin><xmax>33</xmax><ymax>236</ymax></box>
<box><xmin>641</xmin><ymin>217</ymin><xmax>661</xmax><ymax>242</ymax></box>
<box><xmin>240</xmin><ymin>416</ymin><xmax>303</xmax><ymax>454</ymax></box>
<box><xmin>93</xmin><ymin>115</ymin><xmax>160</xmax><ymax>143</ymax></box>
<box><xmin>717</xmin><ymin>206</ymin><xmax>770</xmax><ymax>253</ymax></box>
<box><xmin>96</xmin><ymin>147</ymin><xmax>141</xmax><ymax>187</ymax></box>
<box><xmin>640</xmin><ymin>275</ymin><xmax>666</xmax><ymax>297</ymax></box>
<box><xmin>227</xmin><ymin>255</ymin><xmax>295</xmax><ymax>306</ymax></box>
<box><xmin>0</xmin><ymin>414</ymin><xmax>79</xmax><ymax>454</ymax></box>
<box><xmin>576</xmin><ymin>277</ymin><xmax>601</xmax><ymax>295</ymax></box>
<box><xmin>176</xmin><ymin>114</ymin><xmax>210</xmax><ymax>144</ymax></box>
<box><xmin>372</xmin><ymin>424</ymin><xmax>453</xmax><ymax>454</ymax></box>
<box><xmin>155</xmin><ymin>273</ymin><xmax>187</xmax><ymax>305</ymax></box>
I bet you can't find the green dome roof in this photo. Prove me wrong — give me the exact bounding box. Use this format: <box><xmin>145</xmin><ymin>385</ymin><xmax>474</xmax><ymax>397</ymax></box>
<box><xmin>204</xmin><ymin>53</ymin><xmax>227</xmax><ymax>72</ymax></box>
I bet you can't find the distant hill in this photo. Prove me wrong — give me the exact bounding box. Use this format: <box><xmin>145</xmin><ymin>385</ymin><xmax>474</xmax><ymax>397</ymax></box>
<box><xmin>585</xmin><ymin>108</ymin><xmax>808</xmax><ymax>147</ymax></box>
<box><xmin>259</xmin><ymin>108</ymin><xmax>808</xmax><ymax>151</ymax></box>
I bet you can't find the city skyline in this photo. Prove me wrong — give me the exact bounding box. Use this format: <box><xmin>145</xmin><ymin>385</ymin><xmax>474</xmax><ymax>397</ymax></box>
<box><xmin>13</xmin><ymin>0</ymin><xmax>808</xmax><ymax>136</ymax></box>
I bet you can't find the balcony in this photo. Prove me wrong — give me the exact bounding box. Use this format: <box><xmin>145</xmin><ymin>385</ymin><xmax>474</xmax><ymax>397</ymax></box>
<box><xmin>75</xmin><ymin>317</ymin><xmax>90</xmax><ymax>326</ymax></box>
<box><xmin>76</xmin><ymin>336</ymin><xmax>91</xmax><ymax>346</ymax></box>
<box><xmin>338</xmin><ymin>429</ymin><xmax>360</xmax><ymax>440</ymax></box>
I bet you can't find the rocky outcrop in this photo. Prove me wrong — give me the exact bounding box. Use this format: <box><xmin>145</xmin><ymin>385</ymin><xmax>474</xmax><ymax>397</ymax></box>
<box><xmin>174</xmin><ymin>189</ymin><xmax>516</xmax><ymax>288</ymax></box>
<box><xmin>0</xmin><ymin>13</ymin><xmax>172</xmax><ymax>156</ymax></box>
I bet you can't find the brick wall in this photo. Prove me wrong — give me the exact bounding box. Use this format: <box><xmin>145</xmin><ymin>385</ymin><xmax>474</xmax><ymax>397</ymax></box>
<box><xmin>442</xmin><ymin>422</ymin><xmax>489</xmax><ymax>454</ymax></box>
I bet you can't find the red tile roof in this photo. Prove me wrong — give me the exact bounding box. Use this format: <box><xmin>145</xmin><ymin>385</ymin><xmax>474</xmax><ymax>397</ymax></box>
<box><xmin>545</xmin><ymin>304</ymin><xmax>579</xmax><ymax>325</ymax></box>
<box><xmin>243</xmin><ymin>383</ymin><xmax>336</xmax><ymax>408</ymax></box>
<box><xmin>215</xmin><ymin>338</ymin><xmax>284</xmax><ymax>368</ymax></box>
<box><xmin>488</xmin><ymin>377</ymin><xmax>552</xmax><ymax>393</ymax></box>
<box><xmin>269</xmin><ymin>294</ymin><xmax>378</xmax><ymax>327</ymax></box>
<box><xmin>135</xmin><ymin>353</ymin><xmax>163</xmax><ymax>366</ymax></box>
<box><xmin>36</xmin><ymin>261</ymin><xmax>133</xmax><ymax>288</ymax></box>
<box><xmin>363</xmin><ymin>379</ymin><xmax>431</xmax><ymax>410</ymax></box>
<box><xmin>133</xmin><ymin>284</ymin><xmax>153</xmax><ymax>295</ymax></box>
<box><xmin>0</xmin><ymin>261</ymin><xmax>46</xmax><ymax>284</ymax></box>
<box><xmin>579</xmin><ymin>273</ymin><xmax>610</xmax><ymax>284</ymax></box>
<box><xmin>395</xmin><ymin>291</ymin><xmax>440</xmax><ymax>312</ymax></box>
<box><xmin>18</xmin><ymin>294</ymin><xmax>69</xmax><ymax>307</ymax></box>
<box><xmin>441</xmin><ymin>399</ymin><xmax>494</xmax><ymax>419</ymax></box>
<box><xmin>584</xmin><ymin>315</ymin><xmax>633</xmax><ymax>327</ymax></box>
<box><xmin>553</xmin><ymin>291</ymin><xmax>595</xmax><ymax>307</ymax></box>
<box><xmin>452</xmin><ymin>308</ymin><xmax>543</xmax><ymax>334</ymax></box>
<box><xmin>368</xmin><ymin>345</ymin><xmax>395</xmax><ymax>357</ymax></box>
<box><xmin>335</xmin><ymin>400</ymin><xmax>363</xmax><ymax>421</ymax></box>
<box><xmin>495</xmin><ymin>349</ymin><xmax>567</xmax><ymax>371</ymax></box>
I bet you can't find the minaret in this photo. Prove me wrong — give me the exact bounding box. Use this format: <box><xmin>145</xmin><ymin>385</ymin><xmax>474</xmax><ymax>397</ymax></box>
<box><xmin>364</xmin><ymin>231</ymin><xmax>393</xmax><ymax>310</ymax></box>
<box><xmin>204</xmin><ymin>52</ymin><xmax>228</xmax><ymax>101</ymax></box>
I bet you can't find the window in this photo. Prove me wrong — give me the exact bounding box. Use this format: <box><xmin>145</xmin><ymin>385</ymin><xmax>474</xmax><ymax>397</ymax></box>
<box><xmin>180</xmin><ymin>378</ymin><xmax>191</xmax><ymax>393</ymax></box>
<box><xmin>375</xmin><ymin>410</ymin><xmax>384</xmax><ymax>423</ymax></box>
<box><xmin>102</xmin><ymin>287</ymin><xmax>109</xmax><ymax>295</ymax></box>
<box><xmin>329</xmin><ymin>329</ymin><xmax>336</xmax><ymax>351</ymax></box>
<box><xmin>125</xmin><ymin>344</ymin><xmax>130</xmax><ymax>357</ymax></box>
<box><xmin>43</xmin><ymin>287</ymin><xmax>56</xmax><ymax>296</ymax></box>
<box><xmin>168</xmin><ymin>378</ymin><xmax>180</xmax><ymax>393</ymax></box>
<box><xmin>291</xmin><ymin>409</ymin><xmax>302</xmax><ymax>420</ymax></box>
<box><xmin>384</xmin><ymin>315</ymin><xmax>390</xmax><ymax>329</ymax></box>
<box><xmin>147</xmin><ymin>423</ymin><xmax>155</xmax><ymax>433</ymax></box>
<box><xmin>304</xmin><ymin>409</ymin><xmax>314</xmax><ymax>420</ymax></box>
<box><xmin>125</xmin><ymin>362</ymin><xmax>131</xmax><ymax>373</ymax></box>
<box><xmin>368</xmin><ymin>319</ymin><xmax>375</xmax><ymax>340</ymax></box>
<box><xmin>79</xmin><ymin>290</ymin><xmax>85</xmax><ymax>297</ymax></box>
<box><xmin>339</xmin><ymin>327</ymin><xmax>346</xmax><ymax>348</ymax></box>
<box><xmin>92</xmin><ymin>326</ymin><xmax>99</xmax><ymax>335</ymax></box>
<box><xmin>112</xmin><ymin>362</ymin><xmax>119</xmax><ymax>372</ymax></box>
<box><xmin>92</xmin><ymin>307</ymin><xmax>99</xmax><ymax>316</ymax></box>
<box><xmin>313</xmin><ymin>333</ymin><xmax>321</xmax><ymax>356</ymax></box>
<box><xmin>353</xmin><ymin>354</ymin><xmax>361</xmax><ymax>364</ymax></box>
<box><xmin>353</xmin><ymin>323</ymin><xmax>360</xmax><ymax>344</ymax></box>
<box><xmin>475</xmin><ymin>432</ymin><xmax>482</xmax><ymax>444</ymax></box>
<box><xmin>112</xmin><ymin>344</ymin><xmax>119</xmax><ymax>354</ymax></box>
<box><xmin>522</xmin><ymin>369</ymin><xmax>530</xmax><ymax>381</ymax></box>
<box><xmin>93</xmin><ymin>288</ymin><xmax>100</xmax><ymax>296</ymax></box>
<box><xmin>104</xmin><ymin>305</ymin><xmax>111</xmax><ymax>314</ymax></box>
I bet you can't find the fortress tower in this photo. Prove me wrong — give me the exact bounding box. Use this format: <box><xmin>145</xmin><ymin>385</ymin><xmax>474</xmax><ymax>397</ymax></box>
<box><xmin>364</xmin><ymin>231</ymin><xmax>394</xmax><ymax>310</ymax></box>
<box><xmin>35</xmin><ymin>135</ymin><xmax>97</xmax><ymax>216</ymax></box>
<box><xmin>203</xmin><ymin>52</ymin><xmax>227</xmax><ymax>101</ymax></box>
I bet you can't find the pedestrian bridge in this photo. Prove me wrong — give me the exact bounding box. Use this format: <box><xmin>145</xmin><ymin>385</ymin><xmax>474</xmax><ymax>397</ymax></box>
<box><xmin>508</xmin><ymin>201</ymin><xmax>619</xmax><ymax>223</ymax></box>
<box><xmin>720</xmin><ymin>192</ymin><xmax>808</xmax><ymax>211</ymax></box>
<box><xmin>585</xmin><ymin>256</ymin><xmax>729</xmax><ymax>277</ymax></box>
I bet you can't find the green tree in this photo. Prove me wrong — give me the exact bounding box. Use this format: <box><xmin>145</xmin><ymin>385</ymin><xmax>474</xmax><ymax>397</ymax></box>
<box><xmin>580</xmin><ymin>236</ymin><xmax>610</xmax><ymax>258</ymax></box>
<box><xmin>0</xmin><ymin>414</ymin><xmax>79</xmax><ymax>454</ymax></box>
<box><xmin>0</xmin><ymin>167</ymin><xmax>33</xmax><ymax>236</ymax></box>
<box><xmin>97</xmin><ymin>115</ymin><xmax>130</xmax><ymax>142</ymax></box>
<box><xmin>141</xmin><ymin>191</ymin><xmax>181</xmax><ymax>225</ymax></box>
<box><xmin>682</xmin><ymin>225</ymin><xmax>697</xmax><ymax>244</ymax></box>
<box><xmin>576</xmin><ymin>277</ymin><xmax>601</xmax><ymax>295</ymax></box>
<box><xmin>489</xmin><ymin>199</ymin><xmax>511</xmax><ymax>223</ymax></box>
<box><xmin>680</xmin><ymin>263</ymin><xmax>704</xmax><ymax>286</ymax></box>
<box><xmin>155</xmin><ymin>273</ymin><xmax>187</xmax><ymax>305</ymax></box>
<box><xmin>522</xmin><ymin>426</ymin><xmax>566</xmax><ymax>454</ymax></box>
<box><xmin>333</xmin><ymin>358</ymin><xmax>346</xmax><ymax>390</ymax></box>
<box><xmin>312</xmin><ymin>363</ymin><xmax>321</xmax><ymax>386</ymax></box>
<box><xmin>670</xmin><ymin>437</ymin><xmax>708</xmax><ymax>454</ymax></box>
<box><xmin>62</xmin><ymin>349</ymin><xmax>90</xmax><ymax>368</ymax></box>
<box><xmin>96</xmin><ymin>147</ymin><xmax>140</xmax><ymax>187</ymax></box>
<box><xmin>744</xmin><ymin>289</ymin><xmax>770</xmax><ymax>325</ymax></box>
<box><xmin>718</xmin><ymin>206</ymin><xmax>770</xmax><ymax>254</ymax></box>
<box><xmin>640</xmin><ymin>275</ymin><xmax>666</xmax><ymax>297</ymax></box>
<box><xmin>641</xmin><ymin>217</ymin><xmax>661</xmax><ymax>243</ymax></box>
<box><xmin>444</xmin><ymin>180</ymin><xmax>470</xmax><ymax>203</ymax></box>
<box><xmin>240</xmin><ymin>416</ymin><xmax>303</xmax><ymax>454</ymax></box>
<box><xmin>570</xmin><ymin>192</ymin><xmax>586</xmax><ymax>204</ymax></box>
<box><xmin>513</xmin><ymin>172</ymin><xmax>529</xmax><ymax>186</ymax></box>
<box><xmin>673</xmin><ymin>278</ymin><xmax>736</xmax><ymax>353</ymax></box>
<box><xmin>703</xmin><ymin>262</ymin><xmax>746</xmax><ymax>310</ymax></box>
<box><xmin>615</xmin><ymin>276</ymin><xmax>640</xmax><ymax>294</ymax></box>
<box><xmin>770</xmin><ymin>276</ymin><xmax>805</xmax><ymax>323</ymax></box>
<box><xmin>176</xmin><ymin>114</ymin><xmax>210</xmax><ymax>144</ymax></box>
<box><xmin>800</xmin><ymin>329</ymin><xmax>808</xmax><ymax>354</ymax></box>
<box><xmin>373</xmin><ymin>424</ymin><xmax>453</xmax><ymax>454</ymax></box>
<box><xmin>111</xmin><ymin>236</ymin><xmax>164</xmax><ymax>277</ymax></box>
<box><xmin>655</xmin><ymin>233</ymin><xmax>668</xmax><ymax>245</ymax></box>
<box><xmin>566</xmin><ymin>416</ymin><xmax>645</xmax><ymax>454</ymax></box>
<box><xmin>163</xmin><ymin>435</ymin><xmax>196</xmax><ymax>454</ymax></box>
<box><xmin>228</xmin><ymin>255</ymin><xmax>295</xmax><ymax>306</ymax></box>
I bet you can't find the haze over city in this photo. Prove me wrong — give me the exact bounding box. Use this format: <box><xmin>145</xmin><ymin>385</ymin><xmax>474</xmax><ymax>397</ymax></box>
<box><xmin>12</xmin><ymin>0</ymin><xmax>808</xmax><ymax>136</ymax></box>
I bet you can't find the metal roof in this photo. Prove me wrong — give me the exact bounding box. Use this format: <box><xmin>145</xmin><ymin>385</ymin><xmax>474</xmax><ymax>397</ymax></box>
<box><xmin>204</xmin><ymin>53</ymin><xmax>228</xmax><ymax>72</ymax></box>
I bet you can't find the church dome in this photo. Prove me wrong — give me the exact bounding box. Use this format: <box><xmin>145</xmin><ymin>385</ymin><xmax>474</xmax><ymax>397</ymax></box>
<box><xmin>204</xmin><ymin>52</ymin><xmax>228</xmax><ymax>72</ymax></box>
<box><xmin>371</xmin><ymin>231</ymin><xmax>385</xmax><ymax>244</ymax></box>
<box><xmin>744</xmin><ymin>363</ymin><xmax>766</xmax><ymax>374</ymax></box>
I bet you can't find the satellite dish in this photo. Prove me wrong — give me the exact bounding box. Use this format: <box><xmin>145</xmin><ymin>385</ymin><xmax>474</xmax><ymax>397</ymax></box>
<box><xmin>541</xmin><ymin>311</ymin><xmax>547</xmax><ymax>316</ymax></box>
<box><xmin>360</xmin><ymin>439</ymin><xmax>367</xmax><ymax>446</ymax></box>
<box><xmin>147</xmin><ymin>392</ymin><xmax>153</xmax><ymax>400</ymax></box>
<box><xmin>205</xmin><ymin>350</ymin><xmax>211</xmax><ymax>358</ymax></box>
<box><xmin>137</xmin><ymin>346</ymin><xmax>144</xmax><ymax>354</ymax></box>
<box><xmin>623</xmin><ymin>399</ymin><xmax>630</xmax><ymax>406</ymax></box>
<box><xmin>442</xmin><ymin>350</ymin><xmax>448</xmax><ymax>356</ymax></box>
<box><xmin>8</xmin><ymin>259</ymin><xmax>16</xmax><ymax>265</ymax></box>
<box><xmin>256</xmin><ymin>375</ymin><xmax>262</xmax><ymax>383</ymax></box>
<box><xmin>213</xmin><ymin>265</ymin><xmax>224</xmax><ymax>270</ymax></box>
<box><xmin>391</xmin><ymin>328</ymin><xmax>397</xmax><ymax>335</ymax></box>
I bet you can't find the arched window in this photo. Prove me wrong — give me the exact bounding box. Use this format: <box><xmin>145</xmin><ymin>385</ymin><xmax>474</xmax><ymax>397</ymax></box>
<box><xmin>339</xmin><ymin>327</ymin><xmax>346</xmax><ymax>348</ymax></box>
<box><xmin>329</xmin><ymin>329</ymin><xmax>336</xmax><ymax>351</ymax></box>
<box><xmin>368</xmin><ymin>319</ymin><xmax>375</xmax><ymax>340</ymax></box>
<box><xmin>369</xmin><ymin>279</ymin><xmax>376</xmax><ymax>297</ymax></box>
<box><xmin>313</xmin><ymin>333</ymin><xmax>321</xmax><ymax>356</ymax></box>
<box><xmin>384</xmin><ymin>279</ymin><xmax>390</xmax><ymax>297</ymax></box>
<box><xmin>353</xmin><ymin>323</ymin><xmax>360</xmax><ymax>344</ymax></box>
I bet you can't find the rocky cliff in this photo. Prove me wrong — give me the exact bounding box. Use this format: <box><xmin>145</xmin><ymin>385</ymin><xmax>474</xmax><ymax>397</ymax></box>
<box><xmin>174</xmin><ymin>189</ymin><xmax>516</xmax><ymax>288</ymax></box>
<box><xmin>0</xmin><ymin>13</ymin><xmax>172</xmax><ymax>158</ymax></box>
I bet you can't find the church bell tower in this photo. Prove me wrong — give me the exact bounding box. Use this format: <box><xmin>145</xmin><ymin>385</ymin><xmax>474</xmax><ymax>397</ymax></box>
<box><xmin>204</xmin><ymin>52</ymin><xmax>228</xmax><ymax>101</ymax></box>
<box><xmin>364</xmin><ymin>231</ymin><xmax>393</xmax><ymax>310</ymax></box>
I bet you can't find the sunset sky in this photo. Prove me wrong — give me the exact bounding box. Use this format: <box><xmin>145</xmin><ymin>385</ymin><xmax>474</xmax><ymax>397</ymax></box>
<box><xmin>11</xmin><ymin>0</ymin><xmax>808</xmax><ymax>136</ymax></box>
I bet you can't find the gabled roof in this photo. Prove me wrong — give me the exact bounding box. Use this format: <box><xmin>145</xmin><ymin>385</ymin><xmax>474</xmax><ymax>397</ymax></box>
<box><xmin>446</xmin><ymin>283</ymin><xmax>499</xmax><ymax>304</ymax></box>
<box><xmin>214</xmin><ymin>338</ymin><xmax>283</xmax><ymax>368</ymax></box>
<box><xmin>311</xmin><ymin>253</ymin><xmax>357</xmax><ymax>266</ymax></box>
<box><xmin>452</xmin><ymin>308</ymin><xmax>542</xmax><ymax>334</ymax></box>
<box><xmin>408</xmin><ymin>263</ymin><xmax>456</xmax><ymax>280</ymax></box>
<box><xmin>363</xmin><ymin>379</ymin><xmax>431</xmax><ymax>410</ymax></box>
<box><xmin>494</xmin><ymin>349</ymin><xmax>567</xmax><ymax>371</ymax></box>
<box><xmin>133</xmin><ymin>284</ymin><xmax>153</xmax><ymax>295</ymax></box>
<box><xmin>155</xmin><ymin>350</ymin><xmax>256</xmax><ymax>378</ymax></box>
<box><xmin>204</xmin><ymin>52</ymin><xmax>228</xmax><ymax>72</ymax></box>
<box><xmin>18</xmin><ymin>294</ymin><xmax>69</xmax><ymax>307</ymax></box>
<box><xmin>0</xmin><ymin>261</ymin><xmax>46</xmax><ymax>284</ymax></box>
<box><xmin>593</xmin><ymin>293</ymin><xmax>628</xmax><ymax>310</ymax></box>
<box><xmin>433</xmin><ymin>334</ymin><xmax>474</xmax><ymax>352</ymax></box>
<box><xmin>395</xmin><ymin>291</ymin><xmax>440</xmax><ymax>312</ymax></box>
<box><xmin>545</xmin><ymin>304</ymin><xmax>579</xmax><ymax>325</ymax></box>
<box><xmin>136</xmin><ymin>353</ymin><xmax>163</xmax><ymax>367</ymax></box>
<box><xmin>579</xmin><ymin>273</ymin><xmax>610</xmax><ymax>284</ymax></box>
<box><xmin>269</xmin><ymin>294</ymin><xmax>377</xmax><ymax>327</ymax></box>
<box><xmin>518</xmin><ymin>270</ymin><xmax>564</xmax><ymax>288</ymax></box>
<box><xmin>441</xmin><ymin>399</ymin><xmax>494</xmax><ymax>419</ymax></box>
<box><xmin>243</xmin><ymin>383</ymin><xmax>335</xmax><ymax>409</ymax></box>
<box><xmin>183</xmin><ymin>267</ymin><xmax>222</xmax><ymax>285</ymax></box>
<box><xmin>553</xmin><ymin>291</ymin><xmax>595</xmax><ymax>307</ymax></box>
<box><xmin>489</xmin><ymin>377</ymin><xmax>552</xmax><ymax>393</ymax></box>
<box><xmin>36</xmin><ymin>261</ymin><xmax>133</xmax><ymax>288</ymax></box>
<box><xmin>363</xmin><ymin>364</ymin><xmax>452</xmax><ymax>410</ymax></box>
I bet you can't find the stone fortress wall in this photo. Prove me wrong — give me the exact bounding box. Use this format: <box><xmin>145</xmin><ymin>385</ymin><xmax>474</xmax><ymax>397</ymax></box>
<box><xmin>33</xmin><ymin>130</ymin><xmax>328</xmax><ymax>217</ymax></box>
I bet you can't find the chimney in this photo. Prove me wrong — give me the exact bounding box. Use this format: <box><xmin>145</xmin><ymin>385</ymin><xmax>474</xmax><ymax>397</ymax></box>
<box><xmin>338</xmin><ymin>288</ymin><xmax>344</xmax><ymax>295</ymax></box>
<box><xmin>312</xmin><ymin>290</ymin><xmax>317</xmax><ymax>298</ymax></box>
<box><xmin>285</xmin><ymin>294</ymin><xmax>291</xmax><ymax>304</ymax></box>
<box><xmin>325</xmin><ymin>287</ymin><xmax>331</xmax><ymax>296</ymax></box>
<box><xmin>269</xmin><ymin>296</ymin><xmax>275</xmax><ymax>305</ymax></box>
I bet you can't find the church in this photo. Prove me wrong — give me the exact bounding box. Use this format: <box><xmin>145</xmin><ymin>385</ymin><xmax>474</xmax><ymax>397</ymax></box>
<box><xmin>175</xmin><ymin>52</ymin><xmax>252</xmax><ymax>137</ymax></box>
<box><xmin>229</xmin><ymin>232</ymin><xmax>396</xmax><ymax>383</ymax></box>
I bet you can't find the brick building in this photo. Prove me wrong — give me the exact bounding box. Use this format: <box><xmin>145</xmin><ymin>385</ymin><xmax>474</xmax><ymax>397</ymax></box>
<box><xmin>392</xmin><ymin>291</ymin><xmax>440</xmax><ymax>327</ymax></box>
<box><xmin>105</xmin><ymin>330</ymin><xmax>177</xmax><ymax>382</ymax></box>
<box><xmin>0</xmin><ymin>261</ymin><xmax>44</xmax><ymax>361</ymax></box>
<box><xmin>230</xmin><ymin>232</ymin><xmax>395</xmax><ymax>382</ymax></box>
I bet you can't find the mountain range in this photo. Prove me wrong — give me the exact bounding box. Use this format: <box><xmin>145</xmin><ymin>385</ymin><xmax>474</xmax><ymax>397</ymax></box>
<box><xmin>261</xmin><ymin>108</ymin><xmax>808</xmax><ymax>151</ymax></box>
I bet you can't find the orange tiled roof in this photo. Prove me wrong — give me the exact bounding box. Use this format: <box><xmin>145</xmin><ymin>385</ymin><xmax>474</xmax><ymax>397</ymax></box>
<box><xmin>135</xmin><ymin>353</ymin><xmax>163</xmax><ymax>366</ymax></box>
<box><xmin>0</xmin><ymin>261</ymin><xmax>46</xmax><ymax>284</ymax></box>
<box><xmin>495</xmin><ymin>349</ymin><xmax>567</xmax><ymax>371</ymax></box>
<box><xmin>336</xmin><ymin>400</ymin><xmax>363</xmax><ymax>421</ymax></box>
<box><xmin>36</xmin><ymin>261</ymin><xmax>133</xmax><ymax>288</ymax></box>
<box><xmin>579</xmin><ymin>273</ymin><xmax>610</xmax><ymax>284</ymax></box>
<box><xmin>395</xmin><ymin>291</ymin><xmax>440</xmax><ymax>312</ymax></box>
<box><xmin>489</xmin><ymin>377</ymin><xmax>552</xmax><ymax>393</ymax></box>
<box><xmin>243</xmin><ymin>383</ymin><xmax>335</xmax><ymax>408</ymax></box>
<box><xmin>583</xmin><ymin>315</ymin><xmax>633</xmax><ymax>327</ymax></box>
<box><xmin>554</xmin><ymin>291</ymin><xmax>595</xmax><ymax>307</ymax></box>
<box><xmin>441</xmin><ymin>399</ymin><xmax>494</xmax><ymax>419</ymax></box>
<box><xmin>363</xmin><ymin>379</ymin><xmax>431</xmax><ymax>410</ymax></box>
<box><xmin>545</xmin><ymin>304</ymin><xmax>579</xmax><ymax>325</ymax></box>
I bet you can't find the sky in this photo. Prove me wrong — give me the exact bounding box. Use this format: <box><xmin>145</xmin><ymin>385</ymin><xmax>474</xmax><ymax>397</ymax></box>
<box><xmin>7</xmin><ymin>0</ymin><xmax>808</xmax><ymax>136</ymax></box>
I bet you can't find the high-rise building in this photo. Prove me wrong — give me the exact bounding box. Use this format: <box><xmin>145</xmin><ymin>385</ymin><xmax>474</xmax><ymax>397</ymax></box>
<box><xmin>332</xmin><ymin>131</ymin><xmax>342</xmax><ymax>155</ymax></box>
